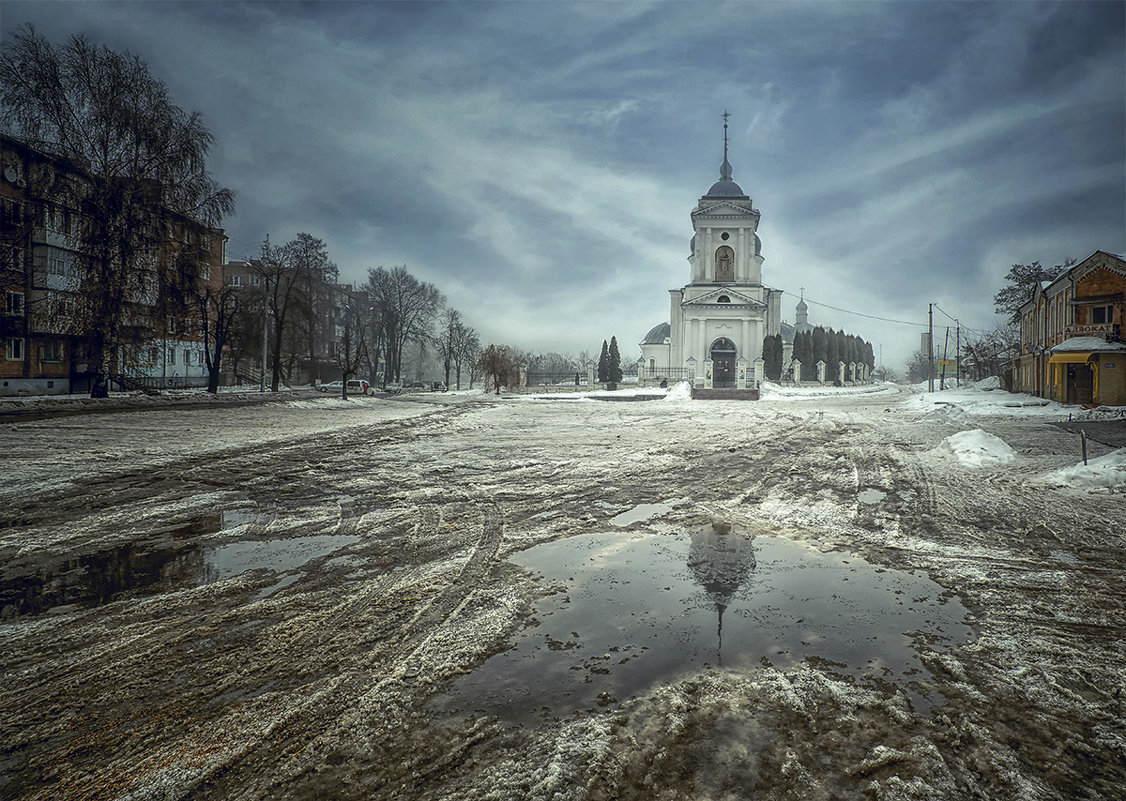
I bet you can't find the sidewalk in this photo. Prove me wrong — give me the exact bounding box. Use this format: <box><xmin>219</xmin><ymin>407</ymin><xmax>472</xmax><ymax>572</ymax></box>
<box><xmin>0</xmin><ymin>386</ymin><xmax>319</xmax><ymax>421</ymax></box>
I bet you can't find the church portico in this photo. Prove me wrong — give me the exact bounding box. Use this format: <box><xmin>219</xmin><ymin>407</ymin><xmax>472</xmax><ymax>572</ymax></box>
<box><xmin>640</xmin><ymin>113</ymin><xmax>783</xmax><ymax>395</ymax></box>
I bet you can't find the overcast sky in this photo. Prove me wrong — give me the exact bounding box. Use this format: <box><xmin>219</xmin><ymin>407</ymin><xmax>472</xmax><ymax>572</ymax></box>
<box><xmin>6</xmin><ymin>0</ymin><xmax>1124</xmax><ymax>369</ymax></box>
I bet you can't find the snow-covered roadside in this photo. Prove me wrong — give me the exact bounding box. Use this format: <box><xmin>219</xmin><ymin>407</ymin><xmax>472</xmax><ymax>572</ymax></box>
<box><xmin>1039</xmin><ymin>448</ymin><xmax>1126</xmax><ymax>491</ymax></box>
<box><xmin>759</xmin><ymin>381</ymin><xmax>899</xmax><ymax>400</ymax></box>
<box><xmin>904</xmin><ymin>379</ymin><xmax>1126</xmax><ymax>421</ymax></box>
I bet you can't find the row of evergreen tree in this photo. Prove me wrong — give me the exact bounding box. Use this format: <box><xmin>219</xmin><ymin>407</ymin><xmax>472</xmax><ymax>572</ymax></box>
<box><xmin>762</xmin><ymin>327</ymin><xmax>875</xmax><ymax>382</ymax></box>
<box><xmin>597</xmin><ymin>336</ymin><xmax>623</xmax><ymax>384</ymax></box>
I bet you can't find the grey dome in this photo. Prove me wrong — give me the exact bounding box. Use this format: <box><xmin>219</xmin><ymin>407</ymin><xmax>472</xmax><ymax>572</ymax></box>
<box><xmin>754</xmin><ymin>233</ymin><xmax>762</xmax><ymax>255</ymax></box>
<box><xmin>642</xmin><ymin>322</ymin><xmax>671</xmax><ymax>345</ymax></box>
<box><xmin>706</xmin><ymin>178</ymin><xmax>748</xmax><ymax>198</ymax></box>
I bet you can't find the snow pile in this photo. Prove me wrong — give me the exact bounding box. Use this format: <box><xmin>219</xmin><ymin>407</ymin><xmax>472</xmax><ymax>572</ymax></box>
<box><xmin>905</xmin><ymin>386</ymin><xmax>1096</xmax><ymax>419</ymax></box>
<box><xmin>1041</xmin><ymin>449</ymin><xmax>1126</xmax><ymax>491</ymax></box>
<box><xmin>664</xmin><ymin>381</ymin><xmax>693</xmax><ymax>402</ymax></box>
<box><xmin>284</xmin><ymin>397</ymin><xmax>370</xmax><ymax>409</ymax></box>
<box><xmin>945</xmin><ymin>429</ymin><xmax>1017</xmax><ymax>468</ymax></box>
<box><xmin>975</xmin><ymin>376</ymin><xmax>1001</xmax><ymax>390</ymax></box>
<box><xmin>759</xmin><ymin>382</ymin><xmax>897</xmax><ymax>400</ymax></box>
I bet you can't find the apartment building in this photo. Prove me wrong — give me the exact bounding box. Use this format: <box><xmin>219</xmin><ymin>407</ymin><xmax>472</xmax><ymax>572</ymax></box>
<box><xmin>1</xmin><ymin>134</ymin><xmax>225</xmax><ymax>396</ymax></box>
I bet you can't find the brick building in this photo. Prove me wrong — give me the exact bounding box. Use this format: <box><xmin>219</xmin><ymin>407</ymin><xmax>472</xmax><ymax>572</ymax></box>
<box><xmin>1015</xmin><ymin>250</ymin><xmax>1126</xmax><ymax>406</ymax></box>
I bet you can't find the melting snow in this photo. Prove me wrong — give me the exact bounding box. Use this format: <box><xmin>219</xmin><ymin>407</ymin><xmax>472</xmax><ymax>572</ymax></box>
<box><xmin>945</xmin><ymin>429</ymin><xmax>1017</xmax><ymax>468</ymax></box>
<box><xmin>1041</xmin><ymin>448</ymin><xmax>1126</xmax><ymax>491</ymax></box>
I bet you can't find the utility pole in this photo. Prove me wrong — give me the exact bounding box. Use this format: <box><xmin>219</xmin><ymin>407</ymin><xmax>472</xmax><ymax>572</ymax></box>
<box><xmin>928</xmin><ymin>303</ymin><xmax>934</xmax><ymax>393</ymax></box>
<box><xmin>940</xmin><ymin>327</ymin><xmax>950</xmax><ymax>391</ymax></box>
<box><xmin>956</xmin><ymin>320</ymin><xmax>961</xmax><ymax>388</ymax></box>
<box><xmin>261</xmin><ymin>302</ymin><xmax>267</xmax><ymax>393</ymax></box>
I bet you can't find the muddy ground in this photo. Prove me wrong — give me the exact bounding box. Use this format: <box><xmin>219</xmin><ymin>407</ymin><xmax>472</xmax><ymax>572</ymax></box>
<box><xmin>1</xmin><ymin>388</ymin><xmax>1123</xmax><ymax>800</ymax></box>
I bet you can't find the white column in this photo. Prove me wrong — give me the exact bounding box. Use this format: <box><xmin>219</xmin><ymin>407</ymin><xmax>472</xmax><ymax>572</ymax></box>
<box><xmin>741</xmin><ymin>318</ymin><xmax>750</xmax><ymax>361</ymax></box>
<box><xmin>705</xmin><ymin>228</ymin><xmax>712</xmax><ymax>281</ymax></box>
<box><xmin>738</xmin><ymin>227</ymin><xmax>746</xmax><ymax>282</ymax></box>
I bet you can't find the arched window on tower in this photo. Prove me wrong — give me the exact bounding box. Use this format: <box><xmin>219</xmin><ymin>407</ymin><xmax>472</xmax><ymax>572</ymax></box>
<box><xmin>717</xmin><ymin>295</ymin><xmax>731</xmax><ymax>303</ymax></box>
<box><xmin>715</xmin><ymin>246</ymin><xmax>734</xmax><ymax>282</ymax></box>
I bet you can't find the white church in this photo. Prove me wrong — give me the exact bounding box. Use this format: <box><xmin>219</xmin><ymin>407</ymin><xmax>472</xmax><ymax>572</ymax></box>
<box><xmin>640</xmin><ymin>117</ymin><xmax>786</xmax><ymax>390</ymax></box>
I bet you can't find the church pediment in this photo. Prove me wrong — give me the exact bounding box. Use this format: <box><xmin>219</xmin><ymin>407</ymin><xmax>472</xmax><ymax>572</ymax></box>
<box><xmin>693</xmin><ymin>200</ymin><xmax>758</xmax><ymax>219</ymax></box>
<box><xmin>683</xmin><ymin>287</ymin><xmax>766</xmax><ymax>310</ymax></box>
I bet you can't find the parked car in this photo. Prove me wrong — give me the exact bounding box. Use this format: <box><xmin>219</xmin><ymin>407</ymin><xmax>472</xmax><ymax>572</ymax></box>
<box><xmin>404</xmin><ymin>381</ymin><xmax>427</xmax><ymax>391</ymax></box>
<box><xmin>318</xmin><ymin>379</ymin><xmax>371</xmax><ymax>396</ymax></box>
<box><xmin>384</xmin><ymin>381</ymin><xmax>403</xmax><ymax>394</ymax></box>
<box><xmin>430</xmin><ymin>381</ymin><xmax>447</xmax><ymax>392</ymax></box>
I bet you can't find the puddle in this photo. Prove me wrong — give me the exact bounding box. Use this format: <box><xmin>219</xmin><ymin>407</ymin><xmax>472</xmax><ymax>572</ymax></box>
<box><xmin>435</xmin><ymin>525</ymin><xmax>973</xmax><ymax>723</ymax></box>
<box><xmin>0</xmin><ymin>514</ymin><xmax>358</xmax><ymax>619</ymax></box>
<box><xmin>857</xmin><ymin>489</ymin><xmax>887</xmax><ymax>505</ymax></box>
<box><xmin>610</xmin><ymin>503</ymin><xmax>675</xmax><ymax>527</ymax></box>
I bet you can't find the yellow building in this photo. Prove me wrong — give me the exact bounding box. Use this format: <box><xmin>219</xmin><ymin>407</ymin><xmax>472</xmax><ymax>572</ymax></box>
<box><xmin>1016</xmin><ymin>251</ymin><xmax>1126</xmax><ymax>406</ymax></box>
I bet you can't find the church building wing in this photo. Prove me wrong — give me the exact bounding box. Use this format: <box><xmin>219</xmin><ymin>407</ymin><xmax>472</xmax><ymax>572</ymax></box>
<box><xmin>640</xmin><ymin>115</ymin><xmax>783</xmax><ymax>389</ymax></box>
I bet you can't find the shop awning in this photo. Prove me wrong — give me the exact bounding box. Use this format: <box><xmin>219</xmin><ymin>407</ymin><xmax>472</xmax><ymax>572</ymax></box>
<box><xmin>1047</xmin><ymin>352</ymin><xmax>1096</xmax><ymax>365</ymax></box>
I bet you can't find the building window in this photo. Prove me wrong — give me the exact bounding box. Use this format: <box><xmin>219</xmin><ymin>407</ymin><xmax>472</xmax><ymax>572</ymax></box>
<box><xmin>168</xmin><ymin>347</ymin><xmax>176</xmax><ymax>363</ymax></box>
<box><xmin>5</xmin><ymin>291</ymin><xmax>23</xmax><ymax>315</ymax></box>
<box><xmin>47</xmin><ymin>250</ymin><xmax>75</xmax><ymax>276</ymax></box>
<box><xmin>5</xmin><ymin>337</ymin><xmax>24</xmax><ymax>360</ymax></box>
<box><xmin>0</xmin><ymin>199</ymin><xmax>22</xmax><ymax>228</ymax></box>
<box><xmin>39</xmin><ymin>340</ymin><xmax>63</xmax><ymax>363</ymax></box>
<box><xmin>3</xmin><ymin>246</ymin><xmax>23</xmax><ymax>270</ymax></box>
<box><xmin>228</xmin><ymin>274</ymin><xmax>244</xmax><ymax>287</ymax></box>
<box><xmin>1091</xmin><ymin>305</ymin><xmax>1113</xmax><ymax>324</ymax></box>
<box><xmin>198</xmin><ymin>350</ymin><xmax>206</xmax><ymax>366</ymax></box>
<box><xmin>183</xmin><ymin>350</ymin><xmax>191</xmax><ymax>366</ymax></box>
<box><xmin>717</xmin><ymin>295</ymin><xmax>731</xmax><ymax>303</ymax></box>
<box><xmin>250</xmin><ymin>274</ymin><xmax>262</xmax><ymax>286</ymax></box>
<box><xmin>149</xmin><ymin>346</ymin><xmax>158</xmax><ymax>365</ymax></box>
<box><xmin>199</xmin><ymin>261</ymin><xmax>211</xmax><ymax>281</ymax></box>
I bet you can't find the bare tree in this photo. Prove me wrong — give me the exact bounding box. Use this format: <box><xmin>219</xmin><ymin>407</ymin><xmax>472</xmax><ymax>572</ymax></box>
<box><xmin>249</xmin><ymin>234</ymin><xmax>333</xmax><ymax>391</ymax></box>
<box><xmin>253</xmin><ymin>241</ymin><xmax>300</xmax><ymax>391</ymax></box>
<box><xmin>0</xmin><ymin>26</ymin><xmax>233</xmax><ymax>397</ymax></box>
<box><xmin>290</xmin><ymin>233</ymin><xmax>337</xmax><ymax>384</ymax></box>
<box><xmin>331</xmin><ymin>296</ymin><xmax>369</xmax><ymax>399</ymax></box>
<box><xmin>198</xmin><ymin>283</ymin><xmax>239</xmax><ymax>393</ymax></box>
<box><xmin>365</xmin><ymin>266</ymin><xmax>443</xmax><ymax>383</ymax></box>
<box><xmin>435</xmin><ymin>307</ymin><xmax>480</xmax><ymax>389</ymax></box>
<box><xmin>453</xmin><ymin>323</ymin><xmax>479</xmax><ymax>390</ymax></box>
<box><xmin>961</xmin><ymin>323</ymin><xmax>1018</xmax><ymax>381</ymax></box>
<box><xmin>475</xmin><ymin>344</ymin><xmax>519</xmax><ymax>394</ymax></box>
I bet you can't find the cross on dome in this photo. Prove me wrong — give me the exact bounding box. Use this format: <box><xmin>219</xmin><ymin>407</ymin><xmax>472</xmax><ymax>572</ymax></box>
<box><xmin>705</xmin><ymin>110</ymin><xmax>747</xmax><ymax>199</ymax></box>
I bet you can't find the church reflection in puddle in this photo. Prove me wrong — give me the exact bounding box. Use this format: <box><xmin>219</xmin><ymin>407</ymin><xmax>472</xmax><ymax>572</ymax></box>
<box><xmin>433</xmin><ymin>522</ymin><xmax>973</xmax><ymax>725</ymax></box>
<box><xmin>686</xmin><ymin>521</ymin><xmax>756</xmax><ymax>665</ymax></box>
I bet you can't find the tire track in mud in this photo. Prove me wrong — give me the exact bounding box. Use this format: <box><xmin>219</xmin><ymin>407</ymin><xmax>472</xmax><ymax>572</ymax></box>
<box><xmin>7</xmin><ymin>401</ymin><xmax>488</xmax><ymax>533</ymax></box>
<box><xmin>180</xmin><ymin>500</ymin><xmax>507</xmax><ymax>801</ymax></box>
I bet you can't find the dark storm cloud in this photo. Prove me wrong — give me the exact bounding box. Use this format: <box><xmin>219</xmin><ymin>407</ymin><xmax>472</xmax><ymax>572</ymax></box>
<box><xmin>4</xmin><ymin>0</ymin><xmax>1123</xmax><ymax>367</ymax></box>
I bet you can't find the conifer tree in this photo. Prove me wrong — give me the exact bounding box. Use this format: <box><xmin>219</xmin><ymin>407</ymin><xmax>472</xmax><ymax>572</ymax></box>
<box><xmin>812</xmin><ymin>327</ymin><xmax>827</xmax><ymax>373</ymax></box>
<box><xmin>608</xmin><ymin>336</ymin><xmax>623</xmax><ymax>384</ymax></box>
<box><xmin>597</xmin><ymin>340</ymin><xmax>609</xmax><ymax>382</ymax></box>
<box><xmin>826</xmin><ymin>328</ymin><xmax>839</xmax><ymax>381</ymax></box>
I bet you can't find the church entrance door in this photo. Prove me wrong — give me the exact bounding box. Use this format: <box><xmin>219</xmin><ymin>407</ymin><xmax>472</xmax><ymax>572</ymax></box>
<box><xmin>710</xmin><ymin>338</ymin><xmax>737</xmax><ymax>389</ymax></box>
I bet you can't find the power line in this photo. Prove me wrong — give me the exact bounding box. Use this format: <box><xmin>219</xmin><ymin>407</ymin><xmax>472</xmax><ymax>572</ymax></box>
<box><xmin>780</xmin><ymin>290</ymin><xmax>929</xmax><ymax>328</ymax></box>
<box><xmin>932</xmin><ymin>303</ymin><xmax>991</xmax><ymax>338</ymax></box>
